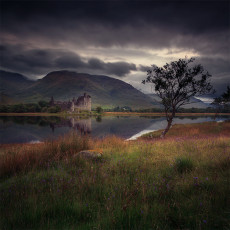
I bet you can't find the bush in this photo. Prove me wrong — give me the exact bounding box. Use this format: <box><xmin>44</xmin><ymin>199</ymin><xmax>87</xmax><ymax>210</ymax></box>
<box><xmin>11</xmin><ymin>104</ymin><xmax>27</xmax><ymax>113</ymax></box>
<box><xmin>0</xmin><ymin>105</ymin><xmax>10</xmax><ymax>112</ymax></box>
<box><xmin>26</xmin><ymin>103</ymin><xmax>41</xmax><ymax>112</ymax></box>
<box><xmin>41</xmin><ymin>107</ymin><xmax>48</xmax><ymax>112</ymax></box>
<box><xmin>47</xmin><ymin>106</ymin><xmax>61</xmax><ymax>113</ymax></box>
<box><xmin>96</xmin><ymin>106</ymin><xmax>103</xmax><ymax>114</ymax></box>
<box><xmin>174</xmin><ymin>156</ymin><xmax>194</xmax><ymax>173</ymax></box>
<box><xmin>38</xmin><ymin>100</ymin><xmax>49</xmax><ymax>108</ymax></box>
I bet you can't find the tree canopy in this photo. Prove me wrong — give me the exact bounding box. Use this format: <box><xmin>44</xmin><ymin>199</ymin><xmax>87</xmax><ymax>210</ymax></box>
<box><xmin>143</xmin><ymin>58</ymin><xmax>214</xmax><ymax>137</ymax></box>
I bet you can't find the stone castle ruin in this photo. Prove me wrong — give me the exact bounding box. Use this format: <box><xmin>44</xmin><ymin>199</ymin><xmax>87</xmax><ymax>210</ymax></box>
<box><xmin>49</xmin><ymin>93</ymin><xmax>91</xmax><ymax>112</ymax></box>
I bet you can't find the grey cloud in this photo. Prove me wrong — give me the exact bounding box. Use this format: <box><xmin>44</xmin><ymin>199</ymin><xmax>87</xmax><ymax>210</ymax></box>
<box><xmin>139</xmin><ymin>65</ymin><xmax>150</xmax><ymax>72</ymax></box>
<box><xmin>211</xmin><ymin>73</ymin><xmax>230</xmax><ymax>96</ymax></box>
<box><xmin>139</xmin><ymin>65</ymin><xmax>157</xmax><ymax>72</ymax></box>
<box><xmin>88</xmin><ymin>58</ymin><xmax>105</xmax><ymax>70</ymax></box>
<box><xmin>196</xmin><ymin>57</ymin><xmax>230</xmax><ymax>75</ymax></box>
<box><xmin>105</xmin><ymin>62</ymin><xmax>136</xmax><ymax>76</ymax></box>
<box><xmin>0</xmin><ymin>44</ymin><xmax>137</xmax><ymax>77</ymax></box>
<box><xmin>55</xmin><ymin>54</ymin><xmax>86</xmax><ymax>69</ymax></box>
<box><xmin>1</xmin><ymin>0</ymin><xmax>229</xmax><ymax>93</ymax></box>
<box><xmin>0</xmin><ymin>45</ymin><xmax>55</xmax><ymax>75</ymax></box>
<box><xmin>138</xmin><ymin>57</ymin><xmax>230</xmax><ymax>75</ymax></box>
<box><xmin>2</xmin><ymin>1</ymin><xmax>229</xmax><ymax>35</ymax></box>
<box><xmin>1</xmin><ymin>1</ymin><xmax>229</xmax><ymax>58</ymax></box>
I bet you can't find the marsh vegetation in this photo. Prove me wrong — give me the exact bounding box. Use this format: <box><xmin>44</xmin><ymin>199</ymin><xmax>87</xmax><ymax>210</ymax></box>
<box><xmin>0</xmin><ymin>121</ymin><xmax>230</xmax><ymax>229</ymax></box>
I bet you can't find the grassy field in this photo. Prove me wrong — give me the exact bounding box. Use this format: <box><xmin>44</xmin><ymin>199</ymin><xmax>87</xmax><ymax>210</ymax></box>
<box><xmin>0</xmin><ymin>121</ymin><xmax>230</xmax><ymax>229</ymax></box>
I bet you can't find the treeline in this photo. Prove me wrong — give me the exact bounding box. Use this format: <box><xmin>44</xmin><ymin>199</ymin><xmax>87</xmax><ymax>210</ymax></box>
<box><xmin>0</xmin><ymin>101</ymin><xmax>61</xmax><ymax>113</ymax></box>
<box><xmin>177</xmin><ymin>107</ymin><xmax>230</xmax><ymax>113</ymax></box>
<box><xmin>136</xmin><ymin>107</ymin><xmax>230</xmax><ymax>113</ymax></box>
<box><xmin>105</xmin><ymin>106</ymin><xmax>230</xmax><ymax>113</ymax></box>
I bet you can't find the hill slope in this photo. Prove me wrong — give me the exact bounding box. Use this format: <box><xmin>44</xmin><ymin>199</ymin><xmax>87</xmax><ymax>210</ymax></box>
<box><xmin>0</xmin><ymin>70</ymin><xmax>211</xmax><ymax>109</ymax></box>
<box><xmin>0</xmin><ymin>70</ymin><xmax>33</xmax><ymax>95</ymax></box>
<box><xmin>0</xmin><ymin>70</ymin><xmax>34</xmax><ymax>104</ymax></box>
<box><xmin>1</xmin><ymin>70</ymin><xmax>155</xmax><ymax>109</ymax></box>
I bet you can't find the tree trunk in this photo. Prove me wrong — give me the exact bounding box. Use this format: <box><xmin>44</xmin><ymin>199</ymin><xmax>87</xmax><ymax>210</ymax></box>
<box><xmin>214</xmin><ymin>106</ymin><xmax>220</xmax><ymax>121</ymax></box>
<box><xmin>161</xmin><ymin>111</ymin><xmax>175</xmax><ymax>138</ymax></box>
<box><xmin>160</xmin><ymin>118</ymin><xmax>173</xmax><ymax>138</ymax></box>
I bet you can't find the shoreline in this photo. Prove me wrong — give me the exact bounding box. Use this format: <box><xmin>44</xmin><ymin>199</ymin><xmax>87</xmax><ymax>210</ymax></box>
<box><xmin>0</xmin><ymin>112</ymin><xmax>230</xmax><ymax>116</ymax></box>
<box><xmin>1</xmin><ymin>119</ymin><xmax>229</xmax><ymax>147</ymax></box>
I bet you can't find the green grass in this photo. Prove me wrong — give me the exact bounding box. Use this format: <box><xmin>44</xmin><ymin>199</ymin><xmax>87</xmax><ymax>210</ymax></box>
<box><xmin>174</xmin><ymin>156</ymin><xmax>194</xmax><ymax>174</ymax></box>
<box><xmin>141</xmin><ymin>120</ymin><xmax>230</xmax><ymax>139</ymax></box>
<box><xmin>0</xmin><ymin>122</ymin><xmax>230</xmax><ymax>229</ymax></box>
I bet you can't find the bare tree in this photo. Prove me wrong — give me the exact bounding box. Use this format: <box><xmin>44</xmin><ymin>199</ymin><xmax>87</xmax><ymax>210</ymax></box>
<box><xmin>142</xmin><ymin>58</ymin><xmax>214</xmax><ymax>138</ymax></box>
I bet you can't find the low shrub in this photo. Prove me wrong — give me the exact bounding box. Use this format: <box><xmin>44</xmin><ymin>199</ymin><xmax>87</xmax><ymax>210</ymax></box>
<box><xmin>174</xmin><ymin>156</ymin><xmax>194</xmax><ymax>173</ymax></box>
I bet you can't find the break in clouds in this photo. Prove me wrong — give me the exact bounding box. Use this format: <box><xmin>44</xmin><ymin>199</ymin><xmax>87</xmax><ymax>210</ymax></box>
<box><xmin>1</xmin><ymin>0</ymin><xmax>230</xmax><ymax>94</ymax></box>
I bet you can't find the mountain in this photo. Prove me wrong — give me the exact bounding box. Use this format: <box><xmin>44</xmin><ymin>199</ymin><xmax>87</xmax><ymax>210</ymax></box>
<box><xmin>0</xmin><ymin>70</ymin><xmax>155</xmax><ymax>109</ymax></box>
<box><xmin>0</xmin><ymin>70</ymin><xmax>33</xmax><ymax>95</ymax></box>
<box><xmin>0</xmin><ymin>70</ymin><xmax>212</xmax><ymax>109</ymax></box>
<box><xmin>0</xmin><ymin>70</ymin><xmax>34</xmax><ymax>104</ymax></box>
<box><xmin>146</xmin><ymin>94</ymin><xmax>210</xmax><ymax>109</ymax></box>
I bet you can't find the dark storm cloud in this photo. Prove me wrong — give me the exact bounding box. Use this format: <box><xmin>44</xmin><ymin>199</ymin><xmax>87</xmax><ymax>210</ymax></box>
<box><xmin>1</xmin><ymin>0</ymin><xmax>229</xmax><ymax>94</ymax></box>
<box><xmin>88</xmin><ymin>58</ymin><xmax>105</xmax><ymax>70</ymax></box>
<box><xmin>0</xmin><ymin>44</ymin><xmax>136</xmax><ymax>77</ymax></box>
<box><xmin>138</xmin><ymin>58</ymin><xmax>230</xmax><ymax>75</ymax></box>
<box><xmin>105</xmin><ymin>62</ymin><xmax>136</xmax><ymax>76</ymax></box>
<box><xmin>1</xmin><ymin>1</ymin><xmax>229</xmax><ymax>55</ymax></box>
<box><xmin>0</xmin><ymin>44</ymin><xmax>55</xmax><ymax>75</ymax></box>
<box><xmin>55</xmin><ymin>54</ymin><xmax>86</xmax><ymax>69</ymax></box>
<box><xmin>2</xmin><ymin>1</ymin><xmax>229</xmax><ymax>33</ymax></box>
<box><xmin>197</xmin><ymin>57</ymin><xmax>230</xmax><ymax>75</ymax></box>
<box><xmin>211</xmin><ymin>73</ymin><xmax>230</xmax><ymax>96</ymax></box>
<box><xmin>87</xmin><ymin>58</ymin><xmax>136</xmax><ymax>76</ymax></box>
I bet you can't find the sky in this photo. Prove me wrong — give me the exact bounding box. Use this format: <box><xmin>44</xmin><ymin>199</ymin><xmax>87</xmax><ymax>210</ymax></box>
<box><xmin>0</xmin><ymin>0</ymin><xmax>230</xmax><ymax>96</ymax></box>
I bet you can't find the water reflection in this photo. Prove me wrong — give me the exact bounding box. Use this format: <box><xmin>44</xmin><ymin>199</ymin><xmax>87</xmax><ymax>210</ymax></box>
<box><xmin>0</xmin><ymin>115</ymin><xmax>229</xmax><ymax>144</ymax></box>
<box><xmin>0</xmin><ymin>116</ymin><xmax>92</xmax><ymax>144</ymax></box>
<box><xmin>50</xmin><ymin>117</ymin><xmax>91</xmax><ymax>134</ymax></box>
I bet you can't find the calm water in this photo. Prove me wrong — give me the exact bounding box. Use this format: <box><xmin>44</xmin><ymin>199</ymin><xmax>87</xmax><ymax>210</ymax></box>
<box><xmin>0</xmin><ymin>115</ymin><xmax>229</xmax><ymax>144</ymax></box>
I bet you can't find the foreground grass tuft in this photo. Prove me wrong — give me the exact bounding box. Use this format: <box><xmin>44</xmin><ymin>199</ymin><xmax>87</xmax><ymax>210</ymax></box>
<box><xmin>0</xmin><ymin>121</ymin><xmax>230</xmax><ymax>229</ymax></box>
<box><xmin>174</xmin><ymin>156</ymin><xmax>194</xmax><ymax>174</ymax></box>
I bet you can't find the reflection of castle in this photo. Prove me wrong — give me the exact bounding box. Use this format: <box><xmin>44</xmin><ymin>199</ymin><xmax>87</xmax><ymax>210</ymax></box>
<box><xmin>50</xmin><ymin>117</ymin><xmax>91</xmax><ymax>135</ymax></box>
<box><xmin>50</xmin><ymin>93</ymin><xmax>91</xmax><ymax>112</ymax></box>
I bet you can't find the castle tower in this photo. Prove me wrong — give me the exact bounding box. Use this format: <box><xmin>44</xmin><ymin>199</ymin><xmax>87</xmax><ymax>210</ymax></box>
<box><xmin>83</xmin><ymin>93</ymin><xmax>91</xmax><ymax>111</ymax></box>
<box><xmin>49</xmin><ymin>96</ymin><xmax>54</xmax><ymax>106</ymax></box>
<box><xmin>70</xmin><ymin>100</ymin><xmax>75</xmax><ymax>112</ymax></box>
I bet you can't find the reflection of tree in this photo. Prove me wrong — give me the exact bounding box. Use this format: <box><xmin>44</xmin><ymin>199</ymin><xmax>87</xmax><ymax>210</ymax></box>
<box><xmin>139</xmin><ymin>116</ymin><xmax>162</xmax><ymax>119</ymax></box>
<box><xmin>177</xmin><ymin>116</ymin><xmax>200</xmax><ymax>120</ymax></box>
<box><xmin>96</xmin><ymin>116</ymin><xmax>102</xmax><ymax>122</ymax></box>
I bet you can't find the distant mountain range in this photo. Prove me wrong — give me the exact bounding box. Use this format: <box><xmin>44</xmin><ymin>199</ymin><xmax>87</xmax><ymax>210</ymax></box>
<box><xmin>146</xmin><ymin>94</ymin><xmax>211</xmax><ymax>109</ymax></box>
<box><xmin>0</xmin><ymin>70</ymin><xmax>211</xmax><ymax>109</ymax></box>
